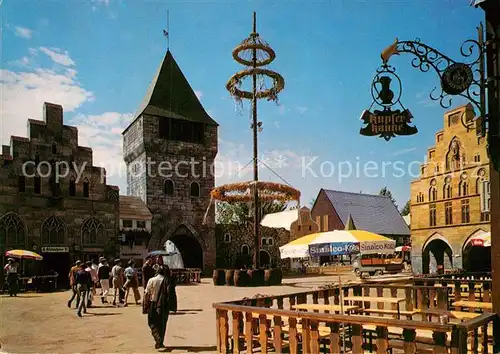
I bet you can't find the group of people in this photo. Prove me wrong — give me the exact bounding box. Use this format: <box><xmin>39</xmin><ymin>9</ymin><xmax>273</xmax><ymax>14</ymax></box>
<box><xmin>66</xmin><ymin>255</ymin><xmax>177</xmax><ymax>349</ymax></box>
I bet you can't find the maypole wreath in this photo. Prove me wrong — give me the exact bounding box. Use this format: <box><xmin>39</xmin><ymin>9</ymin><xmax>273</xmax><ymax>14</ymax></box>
<box><xmin>210</xmin><ymin>181</ymin><xmax>300</xmax><ymax>203</ymax></box>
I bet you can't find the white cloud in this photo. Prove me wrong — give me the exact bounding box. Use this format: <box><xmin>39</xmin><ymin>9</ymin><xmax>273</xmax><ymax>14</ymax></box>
<box><xmin>39</xmin><ymin>47</ymin><xmax>75</xmax><ymax>66</ymax></box>
<box><xmin>14</xmin><ymin>26</ymin><xmax>33</xmax><ymax>39</ymax></box>
<box><xmin>93</xmin><ymin>0</ymin><xmax>111</xmax><ymax>5</ymax></box>
<box><xmin>195</xmin><ymin>90</ymin><xmax>203</xmax><ymax>99</ymax></box>
<box><xmin>392</xmin><ymin>147</ymin><xmax>417</xmax><ymax>156</ymax></box>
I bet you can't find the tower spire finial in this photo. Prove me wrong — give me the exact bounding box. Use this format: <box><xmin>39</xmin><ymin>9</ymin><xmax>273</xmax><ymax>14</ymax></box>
<box><xmin>163</xmin><ymin>10</ymin><xmax>170</xmax><ymax>50</ymax></box>
<box><xmin>253</xmin><ymin>11</ymin><xmax>256</xmax><ymax>34</ymax></box>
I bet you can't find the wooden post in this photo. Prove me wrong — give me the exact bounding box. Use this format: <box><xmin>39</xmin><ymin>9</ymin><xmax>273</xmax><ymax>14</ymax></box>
<box><xmin>310</xmin><ymin>320</ymin><xmax>320</xmax><ymax>354</ymax></box>
<box><xmin>376</xmin><ymin>326</ymin><xmax>389</xmax><ymax>354</ymax></box>
<box><xmin>219</xmin><ymin>310</ymin><xmax>229</xmax><ymax>354</ymax></box>
<box><xmin>259</xmin><ymin>313</ymin><xmax>268</xmax><ymax>353</ymax></box>
<box><xmin>328</xmin><ymin>323</ymin><xmax>341</xmax><ymax>354</ymax></box>
<box><xmin>432</xmin><ymin>331</ymin><xmax>448</xmax><ymax>354</ymax></box>
<box><xmin>351</xmin><ymin>324</ymin><xmax>363</xmax><ymax>353</ymax></box>
<box><xmin>402</xmin><ymin>328</ymin><xmax>417</xmax><ymax>354</ymax></box>
<box><xmin>245</xmin><ymin>312</ymin><xmax>253</xmax><ymax>354</ymax></box>
<box><xmin>288</xmin><ymin>317</ymin><xmax>298</xmax><ymax>354</ymax></box>
<box><xmin>232</xmin><ymin>311</ymin><xmax>241</xmax><ymax>353</ymax></box>
<box><xmin>273</xmin><ymin>315</ymin><xmax>282</xmax><ymax>354</ymax></box>
<box><xmin>302</xmin><ymin>319</ymin><xmax>311</xmax><ymax>353</ymax></box>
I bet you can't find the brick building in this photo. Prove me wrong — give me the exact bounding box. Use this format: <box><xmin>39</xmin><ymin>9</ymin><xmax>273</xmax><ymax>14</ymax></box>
<box><xmin>410</xmin><ymin>104</ymin><xmax>491</xmax><ymax>274</ymax></box>
<box><xmin>311</xmin><ymin>189</ymin><xmax>410</xmax><ymax>244</ymax></box>
<box><xmin>122</xmin><ymin>50</ymin><xmax>218</xmax><ymax>273</ymax></box>
<box><xmin>0</xmin><ymin>103</ymin><xmax>120</xmax><ymax>286</ymax></box>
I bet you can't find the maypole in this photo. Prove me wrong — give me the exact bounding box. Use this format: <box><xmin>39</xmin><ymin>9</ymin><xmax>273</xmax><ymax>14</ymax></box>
<box><xmin>226</xmin><ymin>12</ymin><xmax>285</xmax><ymax>269</ymax></box>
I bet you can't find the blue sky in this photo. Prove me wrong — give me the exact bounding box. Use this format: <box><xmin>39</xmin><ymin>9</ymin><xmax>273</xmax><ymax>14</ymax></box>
<box><xmin>1</xmin><ymin>0</ymin><xmax>484</xmax><ymax>209</ymax></box>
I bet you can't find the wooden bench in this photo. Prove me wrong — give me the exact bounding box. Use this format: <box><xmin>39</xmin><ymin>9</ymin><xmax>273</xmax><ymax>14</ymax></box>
<box><xmin>357</xmin><ymin>308</ymin><xmax>421</xmax><ymax>319</ymax></box>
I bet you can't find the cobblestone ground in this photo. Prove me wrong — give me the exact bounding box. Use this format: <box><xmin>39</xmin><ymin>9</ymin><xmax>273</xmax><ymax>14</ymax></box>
<box><xmin>0</xmin><ymin>274</ymin><xmax>357</xmax><ymax>353</ymax></box>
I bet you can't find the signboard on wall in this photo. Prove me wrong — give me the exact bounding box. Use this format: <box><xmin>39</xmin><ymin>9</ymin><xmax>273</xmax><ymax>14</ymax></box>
<box><xmin>41</xmin><ymin>246</ymin><xmax>69</xmax><ymax>253</ymax></box>
<box><xmin>359</xmin><ymin>241</ymin><xmax>396</xmax><ymax>255</ymax></box>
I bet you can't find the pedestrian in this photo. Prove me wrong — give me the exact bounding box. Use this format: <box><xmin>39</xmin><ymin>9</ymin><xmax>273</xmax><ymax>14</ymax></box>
<box><xmin>144</xmin><ymin>265</ymin><xmax>177</xmax><ymax>349</ymax></box>
<box><xmin>97</xmin><ymin>258</ymin><xmax>110</xmax><ymax>304</ymax></box>
<box><xmin>142</xmin><ymin>256</ymin><xmax>154</xmax><ymax>294</ymax></box>
<box><xmin>4</xmin><ymin>258</ymin><xmax>19</xmax><ymax>297</ymax></box>
<box><xmin>124</xmin><ymin>260</ymin><xmax>141</xmax><ymax>306</ymax></box>
<box><xmin>67</xmin><ymin>260</ymin><xmax>82</xmax><ymax>308</ymax></box>
<box><xmin>75</xmin><ymin>262</ymin><xmax>91</xmax><ymax>317</ymax></box>
<box><xmin>85</xmin><ymin>261</ymin><xmax>98</xmax><ymax>307</ymax></box>
<box><xmin>111</xmin><ymin>259</ymin><xmax>125</xmax><ymax>306</ymax></box>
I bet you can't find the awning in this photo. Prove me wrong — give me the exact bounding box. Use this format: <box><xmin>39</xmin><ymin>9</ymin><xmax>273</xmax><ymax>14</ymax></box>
<box><xmin>468</xmin><ymin>232</ymin><xmax>491</xmax><ymax>247</ymax></box>
<box><xmin>279</xmin><ymin>230</ymin><xmax>396</xmax><ymax>259</ymax></box>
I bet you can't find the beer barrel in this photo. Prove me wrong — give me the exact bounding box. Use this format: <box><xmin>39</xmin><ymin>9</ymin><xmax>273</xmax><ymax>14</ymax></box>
<box><xmin>225</xmin><ymin>269</ymin><xmax>235</xmax><ymax>286</ymax></box>
<box><xmin>264</xmin><ymin>269</ymin><xmax>272</xmax><ymax>286</ymax></box>
<box><xmin>234</xmin><ymin>270</ymin><xmax>248</xmax><ymax>287</ymax></box>
<box><xmin>212</xmin><ymin>269</ymin><xmax>225</xmax><ymax>286</ymax></box>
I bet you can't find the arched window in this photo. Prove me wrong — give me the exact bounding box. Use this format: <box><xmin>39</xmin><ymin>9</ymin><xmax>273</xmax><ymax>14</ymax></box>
<box><xmin>267</xmin><ymin>237</ymin><xmax>274</xmax><ymax>246</ymax></box>
<box><xmin>34</xmin><ymin>176</ymin><xmax>41</xmax><ymax>194</ymax></box>
<box><xmin>459</xmin><ymin>181</ymin><xmax>469</xmax><ymax>196</ymax></box>
<box><xmin>444</xmin><ymin>184</ymin><xmax>452</xmax><ymax>199</ymax></box>
<box><xmin>190</xmin><ymin>182</ymin><xmax>200</xmax><ymax>198</ymax></box>
<box><xmin>81</xmin><ymin>217</ymin><xmax>105</xmax><ymax>245</ymax></box>
<box><xmin>69</xmin><ymin>177</ymin><xmax>76</xmax><ymax>197</ymax></box>
<box><xmin>224</xmin><ymin>233</ymin><xmax>231</xmax><ymax>243</ymax></box>
<box><xmin>163</xmin><ymin>179</ymin><xmax>174</xmax><ymax>196</ymax></box>
<box><xmin>429</xmin><ymin>187</ymin><xmax>437</xmax><ymax>202</ymax></box>
<box><xmin>83</xmin><ymin>178</ymin><xmax>90</xmax><ymax>198</ymax></box>
<box><xmin>41</xmin><ymin>215</ymin><xmax>66</xmax><ymax>244</ymax></box>
<box><xmin>51</xmin><ymin>142</ymin><xmax>57</xmax><ymax>154</ymax></box>
<box><xmin>0</xmin><ymin>213</ymin><xmax>26</xmax><ymax>246</ymax></box>
<box><xmin>241</xmin><ymin>244</ymin><xmax>250</xmax><ymax>256</ymax></box>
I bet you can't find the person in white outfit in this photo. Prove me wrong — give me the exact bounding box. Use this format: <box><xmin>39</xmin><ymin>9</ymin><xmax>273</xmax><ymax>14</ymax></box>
<box><xmin>97</xmin><ymin>258</ymin><xmax>111</xmax><ymax>304</ymax></box>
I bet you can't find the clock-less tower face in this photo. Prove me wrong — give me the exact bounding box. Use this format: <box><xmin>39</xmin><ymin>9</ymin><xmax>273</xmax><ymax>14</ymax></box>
<box><xmin>122</xmin><ymin>49</ymin><xmax>219</xmax><ymax>272</ymax></box>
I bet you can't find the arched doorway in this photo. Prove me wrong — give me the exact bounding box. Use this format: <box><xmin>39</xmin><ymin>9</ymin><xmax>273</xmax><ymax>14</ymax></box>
<box><xmin>463</xmin><ymin>230</ymin><xmax>491</xmax><ymax>272</ymax></box>
<box><xmin>422</xmin><ymin>237</ymin><xmax>453</xmax><ymax>274</ymax></box>
<box><xmin>259</xmin><ymin>249</ymin><xmax>271</xmax><ymax>268</ymax></box>
<box><xmin>168</xmin><ymin>225</ymin><xmax>203</xmax><ymax>269</ymax></box>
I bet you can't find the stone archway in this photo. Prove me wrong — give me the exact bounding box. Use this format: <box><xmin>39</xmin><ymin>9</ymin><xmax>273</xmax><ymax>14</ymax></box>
<box><xmin>259</xmin><ymin>249</ymin><xmax>271</xmax><ymax>267</ymax></box>
<box><xmin>462</xmin><ymin>229</ymin><xmax>491</xmax><ymax>272</ymax></box>
<box><xmin>165</xmin><ymin>225</ymin><xmax>204</xmax><ymax>269</ymax></box>
<box><xmin>422</xmin><ymin>233</ymin><xmax>453</xmax><ymax>274</ymax></box>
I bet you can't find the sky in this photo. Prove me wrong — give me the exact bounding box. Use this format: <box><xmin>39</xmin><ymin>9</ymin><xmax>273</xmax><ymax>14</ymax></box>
<box><xmin>1</xmin><ymin>0</ymin><xmax>485</xmax><ymax>209</ymax></box>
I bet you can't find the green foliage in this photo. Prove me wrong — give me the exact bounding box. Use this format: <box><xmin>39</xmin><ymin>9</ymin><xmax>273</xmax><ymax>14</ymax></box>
<box><xmin>400</xmin><ymin>200</ymin><xmax>410</xmax><ymax>216</ymax></box>
<box><xmin>379</xmin><ymin>186</ymin><xmax>398</xmax><ymax>209</ymax></box>
<box><xmin>216</xmin><ymin>201</ymin><xmax>287</xmax><ymax>225</ymax></box>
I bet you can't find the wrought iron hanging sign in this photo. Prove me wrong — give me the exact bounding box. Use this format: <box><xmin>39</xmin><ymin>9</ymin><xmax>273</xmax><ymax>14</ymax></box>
<box><xmin>360</xmin><ymin>62</ymin><xmax>417</xmax><ymax>141</ymax></box>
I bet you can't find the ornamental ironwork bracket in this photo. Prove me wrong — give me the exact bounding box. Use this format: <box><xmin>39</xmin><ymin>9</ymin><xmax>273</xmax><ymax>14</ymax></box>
<box><xmin>381</xmin><ymin>24</ymin><xmax>487</xmax><ymax>137</ymax></box>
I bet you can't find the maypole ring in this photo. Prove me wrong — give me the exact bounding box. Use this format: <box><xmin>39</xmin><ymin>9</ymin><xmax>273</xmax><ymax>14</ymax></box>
<box><xmin>232</xmin><ymin>42</ymin><xmax>276</xmax><ymax>67</ymax></box>
<box><xmin>226</xmin><ymin>68</ymin><xmax>285</xmax><ymax>100</ymax></box>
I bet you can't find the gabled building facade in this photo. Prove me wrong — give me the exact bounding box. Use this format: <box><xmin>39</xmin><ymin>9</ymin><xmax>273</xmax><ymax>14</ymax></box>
<box><xmin>311</xmin><ymin>189</ymin><xmax>410</xmax><ymax>244</ymax></box>
<box><xmin>0</xmin><ymin>103</ymin><xmax>120</xmax><ymax>286</ymax></box>
<box><xmin>122</xmin><ymin>50</ymin><xmax>218</xmax><ymax>272</ymax></box>
<box><xmin>410</xmin><ymin>104</ymin><xmax>491</xmax><ymax>274</ymax></box>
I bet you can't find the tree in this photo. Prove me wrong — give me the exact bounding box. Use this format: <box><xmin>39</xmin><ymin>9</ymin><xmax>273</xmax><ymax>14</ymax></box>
<box><xmin>309</xmin><ymin>198</ymin><xmax>316</xmax><ymax>208</ymax></box>
<box><xmin>215</xmin><ymin>201</ymin><xmax>287</xmax><ymax>224</ymax></box>
<box><xmin>379</xmin><ymin>186</ymin><xmax>398</xmax><ymax>209</ymax></box>
<box><xmin>400</xmin><ymin>200</ymin><xmax>410</xmax><ymax>216</ymax></box>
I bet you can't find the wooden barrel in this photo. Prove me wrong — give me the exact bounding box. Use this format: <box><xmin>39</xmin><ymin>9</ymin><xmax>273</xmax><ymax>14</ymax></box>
<box><xmin>212</xmin><ymin>269</ymin><xmax>225</xmax><ymax>286</ymax></box>
<box><xmin>248</xmin><ymin>269</ymin><xmax>264</xmax><ymax>286</ymax></box>
<box><xmin>234</xmin><ymin>270</ymin><xmax>248</xmax><ymax>287</ymax></box>
<box><xmin>264</xmin><ymin>269</ymin><xmax>272</xmax><ymax>286</ymax></box>
<box><xmin>272</xmin><ymin>268</ymin><xmax>283</xmax><ymax>285</ymax></box>
<box><xmin>247</xmin><ymin>269</ymin><xmax>256</xmax><ymax>287</ymax></box>
<box><xmin>225</xmin><ymin>269</ymin><xmax>235</xmax><ymax>286</ymax></box>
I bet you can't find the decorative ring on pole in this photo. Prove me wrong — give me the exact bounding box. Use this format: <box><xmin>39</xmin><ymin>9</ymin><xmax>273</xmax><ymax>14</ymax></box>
<box><xmin>232</xmin><ymin>41</ymin><xmax>276</xmax><ymax>67</ymax></box>
<box><xmin>227</xmin><ymin>68</ymin><xmax>285</xmax><ymax>101</ymax></box>
<box><xmin>210</xmin><ymin>181</ymin><xmax>300</xmax><ymax>203</ymax></box>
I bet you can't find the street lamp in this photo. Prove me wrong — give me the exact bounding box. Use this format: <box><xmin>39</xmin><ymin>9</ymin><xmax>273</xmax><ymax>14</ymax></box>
<box><xmin>372</xmin><ymin>0</ymin><xmax>500</xmax><ymax>348</ymax></box>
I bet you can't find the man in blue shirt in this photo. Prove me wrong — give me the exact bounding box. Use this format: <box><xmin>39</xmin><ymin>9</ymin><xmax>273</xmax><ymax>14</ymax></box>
<box><xmin>75</xmin><ymin>263</ymin><xmax>91</xmax><ymax>317</ymax></box>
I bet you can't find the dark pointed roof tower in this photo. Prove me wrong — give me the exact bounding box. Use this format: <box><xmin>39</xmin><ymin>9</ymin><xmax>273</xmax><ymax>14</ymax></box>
<box><xmin>124</xmin><ymin>50</ymin><xmax>218</xmax><ymax>134</ymax></box>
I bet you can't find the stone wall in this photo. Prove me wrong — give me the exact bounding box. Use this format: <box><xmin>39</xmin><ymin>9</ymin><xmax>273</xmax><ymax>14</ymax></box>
<box><xmin>0</xmin><ymin>103</ymin><xmax>120</xmax><ymax>281</ymax></box>
<box><xmin>123</xmin><ymin>113</ymin><xmax>218</xmax><ymax>273</ymax></box>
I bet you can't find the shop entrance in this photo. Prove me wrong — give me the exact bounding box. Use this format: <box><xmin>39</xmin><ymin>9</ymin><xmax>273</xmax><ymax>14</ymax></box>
<box><xmin>41</xmin><ymin>253</ymin><xmax>72</xmax><ymax>288</ymax></box>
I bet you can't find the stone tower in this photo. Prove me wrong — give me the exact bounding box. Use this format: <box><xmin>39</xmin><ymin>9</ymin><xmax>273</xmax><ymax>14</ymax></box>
<box><xmin>122</xmin><ymin>50</ymin><xmax>218</xmax><ymax>273</ymax></box>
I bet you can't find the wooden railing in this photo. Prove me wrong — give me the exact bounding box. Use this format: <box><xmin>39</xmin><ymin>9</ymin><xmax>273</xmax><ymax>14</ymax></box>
<box><xmin>171</xmin><ymin>268</ymin><xmax>201</xmax><ymax>283</ymax></box>
<box><xmin>213</xmin><ymin>282</ymin><xmax>495</xmax><ymax>353</ymax></box>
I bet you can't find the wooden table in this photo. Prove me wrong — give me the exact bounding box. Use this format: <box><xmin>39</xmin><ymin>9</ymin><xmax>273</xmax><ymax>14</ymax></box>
<box><xmin>452</xmin><ymin>300</ymin><xmax>492</xmax><ymax>311</ymax></box>
<box><xmin>343</xmin><ymin>296</ymin><xmax>406</xmax><ymax>319</ymax></box>
<box><xmin>292</xmin><ymin>303</ymin><xmax>359</xmax><ymax>314</ymax></box>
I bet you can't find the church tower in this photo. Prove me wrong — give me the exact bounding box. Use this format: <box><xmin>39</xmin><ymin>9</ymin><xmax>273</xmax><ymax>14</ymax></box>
<box><xmin>122</xmin><ymin>50</ymin><xmax>218</xmax><ymax>272</ymax></box>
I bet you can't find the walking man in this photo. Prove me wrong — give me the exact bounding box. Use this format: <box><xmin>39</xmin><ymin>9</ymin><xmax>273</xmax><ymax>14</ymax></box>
<box><xmin>142</xmin><ymin>256</ymin><xmax>154</xmax><ymax>294</ymax></box>
<box><xmin>67</xmin><ymin>260</ymin><xmax>82</xmax><ymax>308</ymax></box>
<box><xmin>4</xmin><ymin>258</ymin><xmax>19</xmax><ymax>297</ymax></box>
<box><xmin>144</xmin><ymin>265</ymin><xmax>177</xmax><ymax>349</ymax></box>
<box><xmin>111</xmin><ymin>259</ymin><xmax>125</xmax><ymax>306</ymax></box>
<box><xmin>75</xmin><ymin>262</ymin><xmax>91</xmax><ymax>317</ymax></box>
<box><xmin>97</xmin><ymin>258</ymin><xmax>110</xmax><ymax>304</ymax></box>
<box><xmin>124</xmin><ymin>260</ymin><xmax>141</xmax><ymax>306</ymax></box>
<box><xmin>85</xmin><ymin>261</ymin><xmax>98</xmax><ymax>307</ymax></box>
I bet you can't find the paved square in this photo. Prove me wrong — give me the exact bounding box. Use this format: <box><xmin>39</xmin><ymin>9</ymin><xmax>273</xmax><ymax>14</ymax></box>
<box><xmin>0</xmin><ymin>275</ymin><xmax>356</xmax><ymax>353</ymax></box>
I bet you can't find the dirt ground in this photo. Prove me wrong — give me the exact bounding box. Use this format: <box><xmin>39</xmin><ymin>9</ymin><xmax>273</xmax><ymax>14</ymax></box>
<box><xmin>0</xmin><ymin>274</ymin><xmax>356</xmax><ymax>353</ymax></box>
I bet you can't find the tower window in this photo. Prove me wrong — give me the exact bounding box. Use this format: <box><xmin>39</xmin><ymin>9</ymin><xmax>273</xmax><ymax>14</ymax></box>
<box><xmin>18</xmin><ymin>176</ymin><xmax>26</xmax><ymax>193</ymax></box>
<box><xmin>445</xmin><ymin>201</ymin><xmax>453</xmax><ymax>225</ymax></box>
<box><xmin>83</xmin><ymin>178</ymin><xmax>90</xmax><ymax>198</ymax></box>
<box><xmin>163</xmin><ymin>179</ymin><xmax>174</xmax><ymax>196</ymax></box>
<box><xmin>34</xmin><ymin>177</ymin><xmax>41</xmax><ymax>194</ymax></box>
<box><xmin>429</xmin><ymin>204</ymin><xmax>436</xmax><ymax>227</ymax></box>
<box><xmin>461</xmin><ymin>199</ymin><xmax>470</xmax><ymax>223</ymax></box>
<box><xmin>190</xmin><ymin>182</ymin><xmax>200</xmax><ymax>198</ymax></box>
<box><xmin>224</xmin><ymin>233</ymin><xmax>231</xmax><ymax>243</ymax></box>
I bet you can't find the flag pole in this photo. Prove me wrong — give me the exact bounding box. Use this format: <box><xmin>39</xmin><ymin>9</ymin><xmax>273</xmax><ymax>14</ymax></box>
<box><xmin>339</xmin><ymin>273</ymin><xmax>346</xmax><ymax>353</ymax></box>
